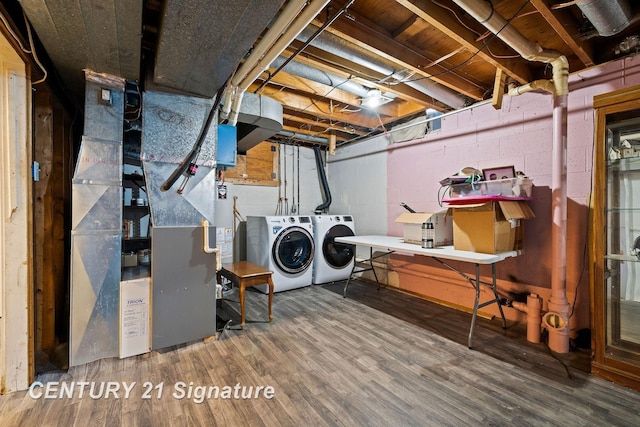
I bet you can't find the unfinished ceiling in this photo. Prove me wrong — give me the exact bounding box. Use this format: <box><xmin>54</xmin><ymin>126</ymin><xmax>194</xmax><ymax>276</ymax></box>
<box><xmin>13</xmin><ymin>0</ymin><xmax>640</xmax><ymax>148</ymax></box>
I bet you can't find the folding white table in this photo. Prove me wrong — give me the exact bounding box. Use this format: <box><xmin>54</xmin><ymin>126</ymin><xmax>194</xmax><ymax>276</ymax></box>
<box><xmin>334</xmin><ymin>235</ymin><xmax>519</xmax><ymax>348</ymax></box>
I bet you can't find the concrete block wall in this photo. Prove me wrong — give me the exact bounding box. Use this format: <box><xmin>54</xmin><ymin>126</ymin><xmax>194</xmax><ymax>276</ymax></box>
<box><xmin>327</xmin><ymin>53</ymin><xmax>640</xmax><ymax>333</ymax></box>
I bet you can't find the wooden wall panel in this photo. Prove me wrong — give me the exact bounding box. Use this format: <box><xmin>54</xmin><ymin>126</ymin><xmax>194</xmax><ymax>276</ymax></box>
<box><xmin>33</xmin><ymin>86</ymin><xmax>71</xmax><ymax>357</ymax></box>
<box><xmin>224</xmin><ymin>141</ymin><xmax>278</xmax><ymax>187</ymax></box>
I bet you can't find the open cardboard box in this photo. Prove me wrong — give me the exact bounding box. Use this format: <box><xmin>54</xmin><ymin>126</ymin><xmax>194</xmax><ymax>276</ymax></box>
<box><xmin>448</xmin><ymin>200</ymin><xmax>535</xmax><ymax>254</ymax></box>
<box><xmin>395</xmin><ymin>210</ymin><xmax>453</xmax><ymax>246</ymax></box>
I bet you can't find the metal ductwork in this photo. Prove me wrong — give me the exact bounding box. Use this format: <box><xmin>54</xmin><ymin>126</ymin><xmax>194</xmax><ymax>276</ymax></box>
<box><xmin>277</xmin><ymin>130</ymin><xmax>328</xmax><ymax>144</ymax></box>
<box><xmin>235</xmin><ymin>92</ymin><xmax>283</xmax><ymax>154</ymax></box>
<box><xmin>296</xmin><ymin>26</ymin><xmax>468</xmax><ymax>110</ymax></box>
<box><xmin>577</xmin><ymin>0</ymin><xmax>633</xmax><ymax>37</ymax></box>
<box><xmin>271</xmin><ymin>56</ymin><xmax>371</xmax><ymax>98</ymax></box>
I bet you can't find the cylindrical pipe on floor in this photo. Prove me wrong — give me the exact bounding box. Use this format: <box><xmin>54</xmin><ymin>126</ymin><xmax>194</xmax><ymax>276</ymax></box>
<box><xmin>512</xmin><ymin>293</ymin><xmax>543</xmax><ymax>343</ymax></box>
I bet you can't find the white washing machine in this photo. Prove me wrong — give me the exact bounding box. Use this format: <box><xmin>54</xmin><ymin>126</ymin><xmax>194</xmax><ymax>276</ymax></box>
<box><xmin>311</xmin><ymin>215</ymin><xmax>356</xmax><ymax>285</ymax></box>
<box><xmin>246</xmin><ymin>215</ymin><xmax>315</xmax><ymax>292</ymax></box>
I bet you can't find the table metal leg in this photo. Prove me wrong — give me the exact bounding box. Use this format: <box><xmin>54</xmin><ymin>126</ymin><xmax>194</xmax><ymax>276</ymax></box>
<box><xmin>469</xmin><ymin>263</ymin><xmax>508</xmax><ymax>348</ymax></box>
<box><xmin>468</xmin><ymin>263</ymin><xmax>481</xmax><ymax>349</ymax></box>
<box><xmin>343</xmin><ymin>247</ymin><xmax>391</xmax><ymax>297</ymax></box>
<box><xmin>343</xmin><ymin>262</ymin><xmax>356</xmax><ymax>298</ymax></box>
<box><xmin>492</xmin><ymin>263</ymin><xmax>507</xmax><ymax>329</ymax></box>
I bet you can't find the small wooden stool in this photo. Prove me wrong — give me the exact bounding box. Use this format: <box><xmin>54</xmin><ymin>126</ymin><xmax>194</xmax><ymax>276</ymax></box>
<box><xmin>217</xmin><ymin>261</ymin><xmax>274</xmax><ymax>329</ymax></box>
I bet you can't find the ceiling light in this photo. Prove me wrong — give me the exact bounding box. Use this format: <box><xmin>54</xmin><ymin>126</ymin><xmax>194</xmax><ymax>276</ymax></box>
<box><xmin>361</xmin><ymin>89</ymin><xmax>392</xmax><ymax>109</ymax></box>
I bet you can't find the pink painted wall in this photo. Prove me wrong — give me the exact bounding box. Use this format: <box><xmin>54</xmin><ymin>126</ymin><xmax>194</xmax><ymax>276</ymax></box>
<box><xmin>385</xmin><ymin>55</ymin><xmax>640</xmax><ymax>334</ymax></box>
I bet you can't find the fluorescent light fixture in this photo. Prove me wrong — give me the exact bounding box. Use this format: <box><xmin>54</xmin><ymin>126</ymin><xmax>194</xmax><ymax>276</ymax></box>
<box><xmin>361</xmin><ymin>89</ymin><xmax>392</xmax><ymax>108</ymax></box>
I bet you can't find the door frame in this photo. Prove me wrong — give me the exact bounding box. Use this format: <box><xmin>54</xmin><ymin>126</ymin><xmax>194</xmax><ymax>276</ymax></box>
<box><xmin>1</xmin><ymin>31</ymin><xmax>33</xmax><ymax>393</ymax></box>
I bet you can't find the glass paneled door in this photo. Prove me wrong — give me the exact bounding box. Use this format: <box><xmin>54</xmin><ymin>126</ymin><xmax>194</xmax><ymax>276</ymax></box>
<box><xmin>592</xmin><ymin>86</ymin><xmax>640</xmax><ymax>390</ymax></box>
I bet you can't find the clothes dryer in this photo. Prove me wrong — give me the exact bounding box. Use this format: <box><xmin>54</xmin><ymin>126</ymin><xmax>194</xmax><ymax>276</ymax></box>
<box><xmin>246</xmin><ymin>216</ymin><xmax>315</xmax><ymax>292</ymax></box>
<box><xmin>311</xmin><ymin>215</ymin><xmax>356</xmax><ymax>284</ymax></box>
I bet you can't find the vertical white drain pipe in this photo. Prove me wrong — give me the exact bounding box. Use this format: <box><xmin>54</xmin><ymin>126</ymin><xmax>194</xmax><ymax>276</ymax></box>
<box><xmin>451</xmin><ymin>0</ymin><xmax>571</xmax><ymax>353</ymax></box>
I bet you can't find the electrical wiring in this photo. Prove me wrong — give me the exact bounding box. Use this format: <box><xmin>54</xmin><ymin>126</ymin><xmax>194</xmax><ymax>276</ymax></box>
<box><xmin>0</xmin><ymin>10</ymin><xmax>30</xmax><ymax>53</ymax></box>
<box><xmin>404</xmin><ymin>0</ymin><xmax>532</xmax><ymax>84</ymax></box>
<box><xmin>432</xmin><ymin>0</ymin><xmax>483</xmax><ymax>36</ymax></box>
<box><xmin>23</xmin><ymin>11</ymin><xmax>47</xmax><ymax>84</ymax></box>
<box><xmin>0</xmin><ymin>9</ymin><xmax>48</xmax><ymax>83</ymax></box>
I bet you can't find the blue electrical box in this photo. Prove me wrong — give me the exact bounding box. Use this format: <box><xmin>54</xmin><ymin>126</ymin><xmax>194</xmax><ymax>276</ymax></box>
<box><xmin>217</xmin><ymin>124</ymin><xmax>237</xmax><ymax>167</ymax></box>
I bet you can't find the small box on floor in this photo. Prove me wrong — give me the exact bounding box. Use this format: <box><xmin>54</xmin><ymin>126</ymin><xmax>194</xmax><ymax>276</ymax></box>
<box><xmin>395</xmin><ymin>210</ymin><xmax>453</xmax><ymax>246</ymax></box>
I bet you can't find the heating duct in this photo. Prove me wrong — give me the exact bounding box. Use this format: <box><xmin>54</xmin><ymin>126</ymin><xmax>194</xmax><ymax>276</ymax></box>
<box><xmin>270</xmin><ymin>56</ymin><xmax>384</xmax><ymax>99</ymax></box>
<box><xmin>295</xmin><ymin>26</ymin><xmax>469</xmax><ymax>110</ymax></box>
<box><xmin>223</xmin><ymin>0</ymin><xmax>330</xmax><ymax>125</ymax></box>
<box><xmin>577</xmin><ymin>0</ymin><xmax>633</xmax><ymax>36</ymax></box>
<box><xmin>451</xmin><ymin>0</ymin><xmax>571</xmax><ymax>353</ymax></box>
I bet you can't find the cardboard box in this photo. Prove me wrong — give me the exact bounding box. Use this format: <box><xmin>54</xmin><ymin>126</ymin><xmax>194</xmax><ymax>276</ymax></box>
<box><xmin>449</xmin><ymin>201</ymin><xmax>534</xmax><ymax>254</ymax></box>
<box><xmin>395</xmin><ymin>211</ymin><xmax>453</xmax><ymax>246</ymax></box>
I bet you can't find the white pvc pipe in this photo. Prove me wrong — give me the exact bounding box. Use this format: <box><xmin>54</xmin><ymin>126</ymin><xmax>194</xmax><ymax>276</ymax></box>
<box><xmin>548</xmin><ymin>93</ymin><xmax>570</xmax><ymax>353</ymax></box>
<box><xmin>451</xmin><ymin>0</ymin><xmax>571</xmax><ymax>352</ymax></box>
<box><xmin>230</xmin><ymin>0</ymin><xmax>308</xmax><ymax>89</ymax></box>
<box><xmin>228</xmin><ymin>0</ymin><xmax>330</xmax><ymax>125</ymax></box>
<box><xmin>508</xmin><ymin>80</ymin><xmax>555</xmax><ymax>96</ymax></box>
<box><xmin>237</xmin><ymin>0</ymin><xmax>330</xmax><ymax>91</ymax></box>
<box><xmin>224</xmin><ymin>0</ymin><xmax>307</xmax><ymax>124</ymax></box>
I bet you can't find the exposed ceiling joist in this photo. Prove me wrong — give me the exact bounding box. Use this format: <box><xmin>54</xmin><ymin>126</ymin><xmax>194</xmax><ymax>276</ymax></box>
<box><xmin>13</xmin><ymin>0</ymin><xmax>640</xmax><ymax>148</ymax></box>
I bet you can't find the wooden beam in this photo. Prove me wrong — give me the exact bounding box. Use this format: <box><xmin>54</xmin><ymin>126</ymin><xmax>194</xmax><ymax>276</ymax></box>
<box><xmin>314</xmin><ymin>11</ymin><xmax>488</xmax><ymax>99</ymax></box>
<box><xmin>529</xmin><ymin>0</ymin><xmax>594</xmax><ymax>67</ymax></box>
<box><xmin>395</xmin><ymin>0</ymin><xmax>532</xmax><ymax>85</ymax></box>
<box><xmin>492</xmin><ymin>68</ymin><xmax>507</xmax><ymax>110</ymax></box>
<box><xmin>282</xmin><ymin>115</ymin><xmax>367</xmax><ymax>138</ymax></box>
<box><xmin>248</xmin><ymin>83</ymin><xmax>383</xmax><ymax>129</ymax></box>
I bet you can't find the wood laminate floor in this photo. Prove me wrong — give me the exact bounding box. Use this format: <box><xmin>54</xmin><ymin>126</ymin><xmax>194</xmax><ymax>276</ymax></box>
<box><xmin>1</xmin><ymin>280</ymin><xmax>639</xmax><ymax>426</ymax></box>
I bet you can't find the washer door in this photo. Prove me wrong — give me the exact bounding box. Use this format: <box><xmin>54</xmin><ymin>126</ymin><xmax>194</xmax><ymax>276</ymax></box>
<box><xmin>273</xmin><ymin>226</ymin><xmax>314</xmax><ymax>274</ymax></box>
<box><xmin>323</xmin><ymin>225</ymin><xmax>355</xmax><ymax>268</ymax></box>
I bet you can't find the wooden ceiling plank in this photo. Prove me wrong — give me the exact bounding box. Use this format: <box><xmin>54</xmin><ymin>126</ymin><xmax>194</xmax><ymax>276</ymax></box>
<box><xmin>392</xmin><ymin>15</ymin><xmax>421</xmax><ymax>39</ymax></box>
<box><xmin>395</xmin><ymin>102</ymin><xmax>432</xmax><ymax>119</ymax></box>
<box><xmin>314</xmin><ymin>13</ymin><xmax>487</xmax><ymax>99</ymax></box>
<box><xmin>529</xmin><ymin>0</ymin><xmax>594</xmax><ymax>67</ymax></box>
<box><xmin>395</xmin><ymin>0</ymin><xmax>532</xmax><ymax>85</ymax></box>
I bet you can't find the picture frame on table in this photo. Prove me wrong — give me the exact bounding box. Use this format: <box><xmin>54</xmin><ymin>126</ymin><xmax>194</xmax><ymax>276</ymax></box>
<box><xmin>482</xmin><ymin>165</ymin><xmax>516</xmax><ymax>181</ymax></box>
